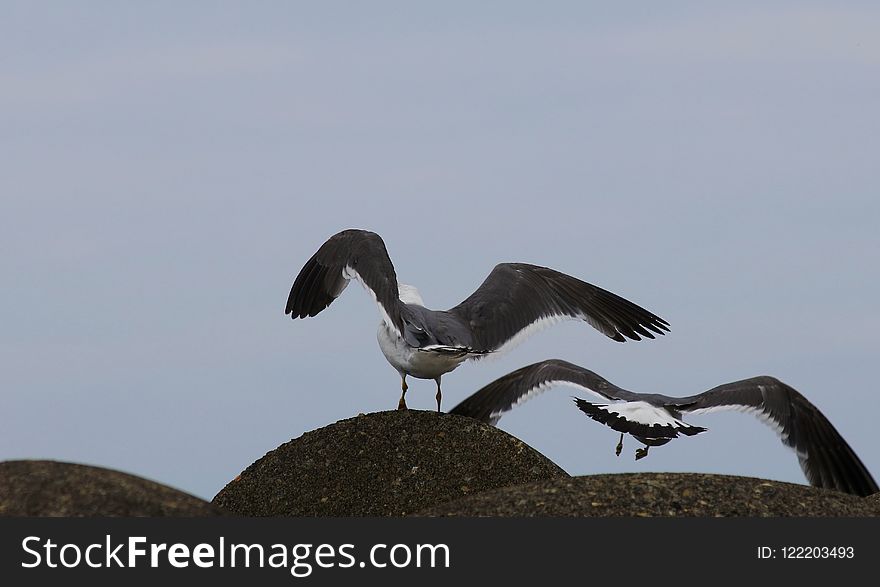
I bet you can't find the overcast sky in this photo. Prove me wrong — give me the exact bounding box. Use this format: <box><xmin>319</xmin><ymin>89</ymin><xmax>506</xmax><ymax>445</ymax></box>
<box><xmin>3</xmin><ymin>2</ymin><xmax>879</xmax><ymax>500</ymax></box>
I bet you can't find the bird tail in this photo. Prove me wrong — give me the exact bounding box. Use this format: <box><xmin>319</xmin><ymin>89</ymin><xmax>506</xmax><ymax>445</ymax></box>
<box><xmin>418</xmin><ymin>345</ymin><xmax>493</xmax><ymax>359</ymax></box>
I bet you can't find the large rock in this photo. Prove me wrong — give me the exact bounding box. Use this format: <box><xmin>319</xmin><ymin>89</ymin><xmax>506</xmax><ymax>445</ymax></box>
<box><xmin>0</xmin><ymin>460</ymin><xmax>222</xmax><ymax>517</ymax></box>
<box><xmin>416</xmin><ymin>473</ymin><xmax>880</xmax><ymax>517</ymax></box>
<box><xmin>213</xmin><ymin>410</ymin><xmax>568</xmax><ymax>516</ymax></box>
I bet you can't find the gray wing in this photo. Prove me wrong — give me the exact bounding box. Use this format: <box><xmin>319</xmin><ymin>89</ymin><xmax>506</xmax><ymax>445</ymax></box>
<box><xmin>447</xmin><ymin>263</ymin><xmax>669</xmax><ymax>352</ymax></box>
<box><xmin>674</xmin><ymin>376</ymin><xmax>878</xmax><ymax>497</ymax></box>
<box><xmin>285</xmin><ymin>229</ymin><xmax>405</xmax><ymax>335</ymax></box>
<box><xmin>449</xmin><ymin>359</ymin><xmax>648</xmax><ymax>425</ymax></box>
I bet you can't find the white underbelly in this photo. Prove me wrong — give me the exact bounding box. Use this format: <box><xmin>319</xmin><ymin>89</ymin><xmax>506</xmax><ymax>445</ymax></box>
<box><xmin>376</xmin><ymin>325</ymin><xmax>467</xmax><ymax>379</ymax></box>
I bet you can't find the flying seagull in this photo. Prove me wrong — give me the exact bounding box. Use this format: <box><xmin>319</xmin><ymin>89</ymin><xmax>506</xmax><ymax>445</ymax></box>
<box><xmin>285</xmin><ymin>229</ymin><xmax>670</xmax><ymax>412</ymax></box>
<box><xmin>449</xmin><ymin>359</ymin><xmax>878</xmax><ymax>497</ymax></box>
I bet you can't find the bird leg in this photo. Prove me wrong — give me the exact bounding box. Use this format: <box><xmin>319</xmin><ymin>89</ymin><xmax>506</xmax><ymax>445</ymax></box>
<box><xmin>615</xmin><ymin>433</ymin><xmax>624</xmax><ymax>456</ymax></box>
<box><xmin>397</xmin><ymin>376</ymin><xmax>408</xmax><ymax>411</ymax></box>
<box><xmin>434</xmin><ymin>377</ymin><xmax>442</xmax><ymax>413</ymax></box>
<box><xmin>635</xmin><ymin>446</ymin><xmax>650</xmax><ymax>460</ymax></box>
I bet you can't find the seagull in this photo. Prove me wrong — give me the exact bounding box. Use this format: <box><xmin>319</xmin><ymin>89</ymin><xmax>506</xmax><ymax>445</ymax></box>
<box><xmin>449</xmin><ymin>359</ymin><xmax>879</xmax><ymax>497</ymax></box>
<box><xmin>285</xmin><ymin>229</ymin><xmax>670</xmax><ymax>412</ymax></box>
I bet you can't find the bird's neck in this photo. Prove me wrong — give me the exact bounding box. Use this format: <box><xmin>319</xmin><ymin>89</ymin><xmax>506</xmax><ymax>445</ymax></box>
<box><xmin>397</xmin><ymin>283</ymin><xmax>425</xmax><ymax>306</ymax></box>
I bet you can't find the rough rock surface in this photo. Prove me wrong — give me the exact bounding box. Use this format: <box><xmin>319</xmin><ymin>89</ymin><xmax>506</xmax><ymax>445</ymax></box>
<box><xmin>0</xmin><ymin>460</ymin><xmax>222</xmax><ymax>517</ymax></box>
<box><xmin>416</xmin><ymin>472</ymin><xmax>880</xmax><ymax>517</ymax></box>
<box><xmin>213</xmin><ymin>410</ymin><xmax>568</xmax><ymax>516</ymax></box>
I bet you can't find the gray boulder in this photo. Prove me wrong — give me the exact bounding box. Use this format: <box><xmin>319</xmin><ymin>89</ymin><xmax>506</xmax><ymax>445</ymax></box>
<box><xmin>213</xmin><ymin>410</ymin><xmax>568</xmax><ymax>516</ymax></box>
<box><xmin>0</xmin><ymin>460</ymin><xmax>222</xmax><ymax>517</ymax></box>
<box><xmin>416</xmin><ymin>472</ymin><xmax>880</xmax><ymax>517</ymax></box>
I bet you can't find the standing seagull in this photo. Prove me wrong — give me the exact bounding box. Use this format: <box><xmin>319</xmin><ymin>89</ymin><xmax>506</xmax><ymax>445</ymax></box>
<box><xmin>285</xmin><ymin>229</ymin><xmax>670</xmax><ymax>412</ymax></box>
<box><xmin>449</xmin><ymin>359</ymin><xmax>878</xmax><ymax>496</ymax></box>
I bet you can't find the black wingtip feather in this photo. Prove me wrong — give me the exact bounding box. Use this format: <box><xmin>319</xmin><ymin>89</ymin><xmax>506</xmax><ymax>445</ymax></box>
<box><xmin>285</xmin><ymin>255</ymin><xmax>318</xmax><ymax>318</ymax></box>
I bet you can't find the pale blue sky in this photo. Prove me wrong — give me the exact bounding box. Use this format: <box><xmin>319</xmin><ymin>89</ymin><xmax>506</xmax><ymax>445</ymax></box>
<box><xmin>3</xmin><ymin>2</ymin><xmax>878</xmax><ymax>500</ymax></box>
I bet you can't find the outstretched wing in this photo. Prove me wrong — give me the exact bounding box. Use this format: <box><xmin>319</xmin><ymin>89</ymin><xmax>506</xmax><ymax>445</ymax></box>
<box><xmin>675</xmin><ymin>376</ymin><xmax>878</xmax><ymax>497</ymax></box>
<box><xmin>285</xmin><ymin>229</ymin><xmax>405</xmax><ymax>336</ymax></box>
<box><xmin>449</xmin><ymin>359</ymin><xmax>649</xmax><ymax>425</ymax></box>
<box><xmin>447</xmin><ymin>263</ymin><xmax>669</xmax><ymax>353</ymax></box>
